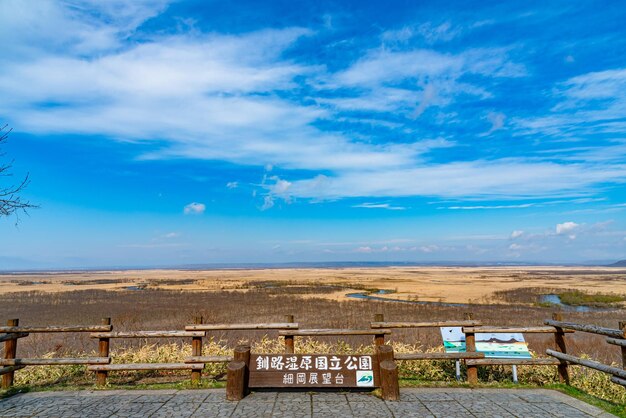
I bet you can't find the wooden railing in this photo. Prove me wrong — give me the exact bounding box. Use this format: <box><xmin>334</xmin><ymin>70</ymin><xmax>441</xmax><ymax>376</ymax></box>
<box><xmin>1</xmin><ymin>313</ymin><xmax>625</xmax><ymax>390</ymax></box>
<box><xmin>544</xmin><ymin>318</ymin><xmax>626</xmax><ymax>387</ymax></box>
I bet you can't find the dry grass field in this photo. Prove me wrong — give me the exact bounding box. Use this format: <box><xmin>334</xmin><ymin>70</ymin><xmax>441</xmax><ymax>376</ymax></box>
<box><xmin>1</xmin><ymin>266</ymin><xmax>625</xmax><ymax>305</ymax></box>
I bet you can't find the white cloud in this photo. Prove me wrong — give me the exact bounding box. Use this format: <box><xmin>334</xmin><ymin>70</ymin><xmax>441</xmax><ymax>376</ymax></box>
<box><xmin>481</xmin><ymin>112</ymin><xmax>506</xmax><ymax>136</ymax></box>
<box><xmin>556</xmin><ymin>221</ymin><xmax>579</xmax><ymax>239</ymax></box>
<box><xmin>162</xmin><ymin>232</ymin><xmax>180</xmax><ymax>239</ymax></box>
<box><xmin>445</xmin><ymin>203</ymin><xmax>535</xmax><ymax>210</ymax></box>
<box><xmin>226</xmin><ymin>181</ymin><xmax>239</xmax><ymax>189</ymax></box>
<box><xmin>517</xmin><ymin>68</ymin><xmax>626</xmax><ymax>138</ymax></box>
<box><xmin>352</xmin><ymin>203</ymin><xmax>406</xmax><ymax>210</ymax></box>
<box><xmin>280</xmin><ymin>161</ymin><xmax>626</xmax><ymax>201</ymax></box>
<box><xmin>556</xmin><ymin>221</ymin><xmax>579</xmax><ymax>235</ymax></box>
<box><xmin>183</xmin><ymin>202</ymin><xmax>205</xmax><ymax>215</ymax></box>
<box><xmin>510</xmin><ymin>230</ymin><xmax>524</xmax><ymax>239</ymax></box>
<box><xmin>260</xmin><ymin>195</ymin><xmax>275</xmax><ymax>211</ymax></box>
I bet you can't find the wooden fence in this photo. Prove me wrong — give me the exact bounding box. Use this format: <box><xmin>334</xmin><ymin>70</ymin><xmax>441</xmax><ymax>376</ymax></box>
<box><xmin>1</xmin><ymin>313</ymin><xmax>625</xmax><ymax>391</ymax></box>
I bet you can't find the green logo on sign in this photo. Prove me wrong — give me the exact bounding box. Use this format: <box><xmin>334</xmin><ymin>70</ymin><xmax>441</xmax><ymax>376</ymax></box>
<box><xmin>356</xmin><ymin>371</ymin><xmax>374</xmax><ymax>387</ymax></box>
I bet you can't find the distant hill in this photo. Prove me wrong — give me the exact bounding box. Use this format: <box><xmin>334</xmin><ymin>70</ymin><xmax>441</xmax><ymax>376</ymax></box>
<box><xmin>609</xmin><ymin>259</ymin><xmax>626</xmax><ymax>267</ymax></box>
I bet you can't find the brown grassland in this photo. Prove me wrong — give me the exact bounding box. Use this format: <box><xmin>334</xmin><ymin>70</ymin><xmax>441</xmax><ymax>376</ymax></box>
<box><xmin>0</xmin><ymin>266</ymin><xmax>625</xmax><ymax>407</ymax></box>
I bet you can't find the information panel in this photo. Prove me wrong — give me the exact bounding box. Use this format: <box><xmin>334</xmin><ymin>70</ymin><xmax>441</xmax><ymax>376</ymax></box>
<box><xmin>440</xmin><ymin>327</ymin><xmax>532</xmax><ymax>359</ymax></box>
<box><xmin>248</xmin><ymin>354</ymin><xmax>378</xmax><ymax>388</ymax></box>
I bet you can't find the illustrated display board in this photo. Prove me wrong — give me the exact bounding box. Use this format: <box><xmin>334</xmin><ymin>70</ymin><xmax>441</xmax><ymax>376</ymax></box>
<box><xmin>248</xmin><ymin>354</ymin><xmax>378</xmax><ymax>388</ymax></box>
<box><xmin>440</xmin><ymin>327</ymin><xmax>532</xmax><ymax>359</ymax></box>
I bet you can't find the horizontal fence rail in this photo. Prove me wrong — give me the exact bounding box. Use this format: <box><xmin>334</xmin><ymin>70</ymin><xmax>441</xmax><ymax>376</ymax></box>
<box><xmin>0</xmin><ymin>325</ymin><xmax>112</xmax><ymax>333</ymax></box>
<box><xmin>395</xmin><ymin>352</ymin><xmax>485</xmax><ymax>360</ymax></box>
<box><xmin>90</xmin><ymin>331</ymin><xmax>205</xmax><ymax>338</ymax></box>
<box><xmin>278</xmin><ymin>329</ymin><xmax>391</xmax><ymax>336</ymax></box>
<box><xmin>544</xmin><ymin>320</ymin><xmax>624</xmax><ymax>339</ymax></box>
<box><xmin>0</xmin><ymin>358</ymin><xmax>110</xmax><ymax>366</ymax></box>
<box><xmin>462</xmin><ymin>326</ymin><xmax>574</xmax><ymax>334</ymax></box>
<box><xmin>547</xmin><ymin>350</ymin><xmax>626</xmax><ymax>379</ymax></box>
<box><xmin>186</xmin><ymin>323</ymin><xmax>299</xmax><ymax>331</ymax></box>
<box><xmin>371</xmin><ymin>320</ymin><xmax>481</xmax><ymax>329</ymax></box>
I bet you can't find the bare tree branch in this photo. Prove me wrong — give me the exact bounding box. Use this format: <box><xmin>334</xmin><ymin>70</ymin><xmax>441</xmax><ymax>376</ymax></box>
<box><xmin>1</xmin><ymin>124</ymin><xmax>37</xmax><ymax>222</ymax></box>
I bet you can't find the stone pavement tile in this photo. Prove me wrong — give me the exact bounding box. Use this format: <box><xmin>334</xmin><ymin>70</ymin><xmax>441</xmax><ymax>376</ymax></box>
<box><xmin>0</xmin><ymin>393</ymin><xmax>38</xmax><ymax>412</ymax></box>
<box><xmin>515</xmin><ymin>391</ymin><xmax>558</xmax><ymax>403</ymax></box>
<box><xmin>33</xmin><ymin>403</ymin><xmax>96</xmax><ymax>418</ymax></box>
<box><xmin>499</xmin><ymin>401</ymin><xmax>565</xmax><ymax>418</ymax></box>
<box><xmin>203</xmin><ymin>390</ymin><xmax>228</xmax><ymax>402</ymax></box>
<box><xmin>76</xmin><ymin>399</ymin><xmax>128</xmax><ymax>418</ymax></box>
<box><xmin>472</xmin><ymin>390</ymin><xmax>524</xmax><ymax>402</ymax></box>
<box><xmin>107</xmin><ymin>402</ymin><xmax>163</xmax><ymax>418</ymax></box>
<box><xmin>133</xmin><ymin>393</ymin><xmax>174</xmax><ymax>403</ymax></box>
<box><xmin>232</xmin><ymin>401</ymin><xmax>274</xmax><ymax>417</ymax></box>
<box><xmin>463</xmin><ymin>401</ymin><xmax>516</xmax><ymax>418</ymax></box>
<box><xmin>446</xmin><ymin>392</ymin><xmax>489</xmax><ymax>403</ymax></box>
<box><xmin>345</xmin><ymin>392</ymin><xmax>380</xmax><ymax>402</ymax></box>
<box><xmin>385</xmin><ymin>401</ymin><xmax>435</xmax><ymax>418</ymax></box>
<box><xmin>312</xmin><ymin>401</ymin><xmax>353</xmax><ymax>418</ymax></box>
<box><xmin>239</xmin><ymin>391</ymin><xmax>277</xmax><ymax>403</ymax></box>
<box><xmin>349</xmin><ymin>401</ymin><xmax>393</xmax><ymax>417</ymax></box>
<box><xmin>191</xmin><ymin>402</ymin><xmax>237</xmax><ymax>417</ymax></box>
<box><xmin>0</xmin><ymin>397</ymin><xmax>60</xmax><ymax>417</ymax></box>
<box><xmin>536</xmin><ymin>390</ymin><xmax>610</xmax><ymax>417</ymax></box>
<box><xmin>413</xmin><ymin>392</ymin><xmax>455</xmax><ymax>401</ymax></box>
<box><xmin>276</xmin><ymin>391</ymin><xmax>311</xmax><ymax>402</ymax></box>
<box><xmin>272</xmin><ymin>401</ymin><xmax>312</xmax><ymax>418</ymax></box>
<box><xmin>121</xmin><ymin>389</ymin><xmax>179</xmax><ymax>395</ymax></box>
<box><xmin>422</xmin><ymin>401</ymin><xmax>474</xmax><ymax>418</ymax></box>
<box><xmin>310</xmin><ymin>392</ymin><xmax>348</xmax><ymax>402</ymax></box>
<box><xmin>6</xmin><ymin>396</ymin><xmax>96</xmax><ymax>417</ymax></box>
<box><xmin>151</xmin><ymin>402</ymin><xmax>200</xmax><ymax>417</ymax></box>
<box><xmin>167</xmin><ymin>391</ymin><xmax>209</xmax><ymax>403</ymax></box>
<box><xmin>534</xmin><ymin>402</ymin><xmax>598</xmax><ymax>418</ymax></box>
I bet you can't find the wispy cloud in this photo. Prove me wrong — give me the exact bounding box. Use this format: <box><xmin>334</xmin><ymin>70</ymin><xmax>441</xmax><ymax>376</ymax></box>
<box><xmin>352</xmin><ymin>203</ymin><xmax>406</xmax><ymax>210</ymax></box>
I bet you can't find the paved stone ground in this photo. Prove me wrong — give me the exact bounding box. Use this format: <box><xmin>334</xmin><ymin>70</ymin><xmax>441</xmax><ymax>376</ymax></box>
<box><xmin>0</xmin><ymin>388</ymin><xmax>615</xmax><ymax>417</ymax></box>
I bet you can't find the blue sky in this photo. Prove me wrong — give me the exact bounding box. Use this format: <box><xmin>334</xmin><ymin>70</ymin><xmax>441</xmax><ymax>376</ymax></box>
<box><xmin>1</xmin><ymin>0</ymin><xmax>626</xmax><ymax>269</ymax></box>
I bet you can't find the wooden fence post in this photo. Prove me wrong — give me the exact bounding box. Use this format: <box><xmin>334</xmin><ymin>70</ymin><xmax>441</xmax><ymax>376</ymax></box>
<box><xmin>284</xmin><ymin>315</ymin><xmax>295</xmax><ymax>354</ymax></box>
<box><xmin>2</xmin><ymin>319</ymin><xmax>19</xmax><ymax>389</ymax></box>
<box><xmin>226</xmin><ymin>345</ymin><xmax>251</xmax><ymax>401</ymax></box>
<box><xmin>552</xmin><ymin>312</ymin><xmax>570</xmax><ymax>384</ymax></box>
<box><xmin>376</xmin><ymin>344</ymin><xmax>399</xmax><ymax>401</ymax></box>
<box><xmin>619</xmin><ymin>321</ymin><xmax>626</xmax><ymax>370</ymax></box>
<box><xmin>96</xmin><ymin>317</ymin><xmax>111</xmax><ymax>387</ymax></box>
<box><xmin>374</xmin><ymin>313</ymin><xmax>385</xmax><ymax>346</ymax></box>
<box><xmin>191</xmin><ymin>316</ymin><xmax>203</xmax><ymax>383</ymax></box>
<box><xmin>464</xmin><ymin>313</ymin><xmax>478</xmax><ymax>385</ymax></box>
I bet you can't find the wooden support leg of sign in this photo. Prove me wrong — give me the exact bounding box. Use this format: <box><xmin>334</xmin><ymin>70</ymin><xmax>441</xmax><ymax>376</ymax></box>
<box><xmin>226</xmin><ymin>361</ymin><xmax>246</xmax><ymax>401</ymax></box>
<box><xmin>464</xmin><ymin>313</ymin><xmax>478</xmax><ymax>385</ymax></box>
<box><xmin>226</xmin><ymin>345</ymin><xmax>251</xmax><ymax>400</ymax></box>
<box><xmin>96</xmin><ymin>317</ymin><xmax>111</xmax><ymax>387</ymax></box>
<box><xmin>191</xmin><ymin>316</ymin><xmax>203</xmax><ymax>383</ymax></box>
<box><xmin>376</xmin><ymin>345</ymin><xmax>400</xmax><ymax>401</ymax></box>
<box><xmin>380</xmin><ymin>360</ymin><xmax>400</xmax><ymax>401</ymax></box>
<box><xmin>2</xmin><ymin>319</ymin><xmax>19</xmax><ymax>389</ymax></box>
<box><xmin>552</xmin><ymin>312</ymin><xmax>570</xmax><ymax>384</ymax></box>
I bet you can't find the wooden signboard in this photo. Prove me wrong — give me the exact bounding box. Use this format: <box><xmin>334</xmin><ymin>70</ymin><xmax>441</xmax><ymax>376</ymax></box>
<box><xmin>249</xmin><ymin>354</ymin><xmax>378</xmax><ymax>388</ymax></box>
